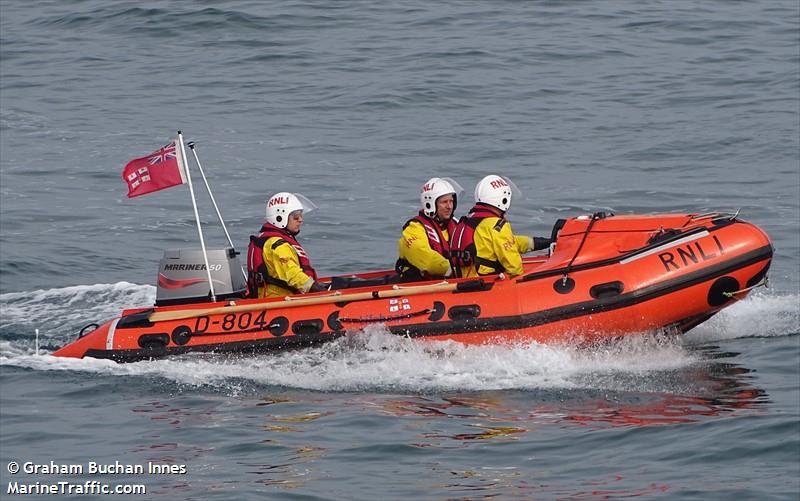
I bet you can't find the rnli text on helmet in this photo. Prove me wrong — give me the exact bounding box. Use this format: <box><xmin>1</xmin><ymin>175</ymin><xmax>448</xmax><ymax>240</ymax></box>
<box><xmin>269</xmin><ymin>196</ymin><xmax>288</xmax><ymax>207</ymax></box>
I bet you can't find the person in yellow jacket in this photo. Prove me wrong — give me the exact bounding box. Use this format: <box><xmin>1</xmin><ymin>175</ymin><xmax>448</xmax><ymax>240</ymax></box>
<box><xmin>450</xmin><ymin>175</ymin><xmax>552</xmax><ymax>278</ymax></box>
<box><xmin>246</xmin><ymin>192</ymin><xmax>328</xmax><ymax>298</ymax></box>
<box><xmin>395</xmin><ymin>177</ymin><xmax>464</xmax><ymax>281</ymax></box>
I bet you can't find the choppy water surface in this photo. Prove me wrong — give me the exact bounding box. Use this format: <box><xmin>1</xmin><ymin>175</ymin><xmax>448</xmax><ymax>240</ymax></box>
<box><xmin>1</xmin><ymin>1</ymin><xmax>798</xmax><ymax>499</ymax></box>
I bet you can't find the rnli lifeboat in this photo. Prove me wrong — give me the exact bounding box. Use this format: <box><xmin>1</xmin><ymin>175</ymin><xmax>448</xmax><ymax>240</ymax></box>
<box><xmin>53</xmin><ymin>211</ymin><xmax>772</xmax><ymax>362</ymax></box>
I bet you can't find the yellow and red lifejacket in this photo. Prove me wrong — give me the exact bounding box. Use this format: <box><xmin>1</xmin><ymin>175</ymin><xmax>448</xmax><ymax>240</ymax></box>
<box><xmin>395</xmin><ymin>212</ymin><xmax>457</xmax><ymax>280</ymax></box>
<box><xmin>449</xmin><ymin>204</ymin><xmax>506</xmax><ymax>275</ymax></box>
<box><xmin>247</xmin><ymin>223</ymin><xmax>317</xmax><ymax>296</ymax></box>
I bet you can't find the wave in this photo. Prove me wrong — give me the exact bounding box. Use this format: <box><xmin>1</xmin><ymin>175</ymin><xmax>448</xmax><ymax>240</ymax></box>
<box><xmin>684</xmin><ymin>291</ymin><xmax>800</xmax><ymax>343</ymax></box>
<box><xmin>0</xmin><ymin>282</ymin><xmax>155</xmax><ymax>340</ymax></box>
<box><xmin>1</xmin><ymin>328</ymin><xmax>696</xmax><ymax>394</ymax></box>
<box><xmin>1</xmin><ymin>284</ymin><xmax>796</xmax><ymax>392</ymax></box>
<box><xmin>25</xmin><ymin>5</ymin><xmax>340</xmax><ymax>35</ymax></box>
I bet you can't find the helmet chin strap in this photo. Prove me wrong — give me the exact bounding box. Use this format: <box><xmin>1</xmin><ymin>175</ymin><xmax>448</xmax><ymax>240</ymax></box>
<box><xmin>433</xmin><ymin>214</ymin><xmax>450</xmax><ymax>228</ymax></box>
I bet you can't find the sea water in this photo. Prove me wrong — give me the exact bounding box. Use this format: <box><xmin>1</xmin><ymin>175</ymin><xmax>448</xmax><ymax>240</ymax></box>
<box><xmin>1</xmin><ymin>1</ymin><xmax>798</xmax><ymax>499</ymax></box>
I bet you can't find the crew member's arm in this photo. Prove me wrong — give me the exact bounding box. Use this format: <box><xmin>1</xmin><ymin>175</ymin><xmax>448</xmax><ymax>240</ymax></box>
<box><xmin>494</xmin><ymin>222</ymin><xmax>524</xmax><ymax>276</ymax></box>
<box><xmin>517</xmin><ymin>235</ymin><xmax>553</xmax><ymax>253</ymax></box>
<box><xmin>515</xmin><ymin>235</ymin><xmax>531</xmax><ymax>254</ymax></box>
<box><xmin>398</xmin><ymin>221</ymin><xmax>451</xmax><ymax>277</ymax></box>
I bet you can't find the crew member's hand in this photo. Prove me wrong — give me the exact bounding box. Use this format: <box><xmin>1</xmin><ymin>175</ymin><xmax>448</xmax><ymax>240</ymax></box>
<box><xmin>309</xmin><ymin>281</ymin><xmax>330</xmax><ymax>293</ymax></box>
<box><xmin>528</xmin><ymin>236</ymin><xmax>553</xmax><ymax>252</ymax></box>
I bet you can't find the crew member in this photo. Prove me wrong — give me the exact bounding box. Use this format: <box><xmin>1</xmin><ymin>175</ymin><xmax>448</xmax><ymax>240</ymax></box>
<box><xmin>450</xmin><ymin>174</ymin><xmax>551</xmax><ymax>278</ymax></box>
<box><xmin>396</xmin><ymin>177</ymin><xmax>463</xmax><ymax>281</ymax></box>
<box><xmin>247</xmin><ymin>192</ymin><xmax>327</xmax><ymax>298</ymax></box>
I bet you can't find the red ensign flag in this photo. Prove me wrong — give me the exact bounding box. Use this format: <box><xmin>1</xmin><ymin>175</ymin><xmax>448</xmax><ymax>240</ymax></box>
<box><xmin>122</xmin><ymin>139</ymin><xmax>188</xmax><ymax>198</ymax></box>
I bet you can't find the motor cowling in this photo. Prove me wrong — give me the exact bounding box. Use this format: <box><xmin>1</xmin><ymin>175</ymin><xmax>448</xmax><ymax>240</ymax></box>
<box><xmin>155</xmin><ymin>248</ymin><xmax>247</xmax><ymax>305</ymax></box>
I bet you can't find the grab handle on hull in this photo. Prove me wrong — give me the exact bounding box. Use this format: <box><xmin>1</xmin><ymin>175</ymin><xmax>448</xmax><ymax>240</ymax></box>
<box><xmin>78</xmin><ymin>323</ymin><xmax>100</xmax><ymax>339</ymax></box>
<box><xmin>292</xmin><ymin>319</ymin><xmax>324</xmax><ymax>336</ymax></box>
<box><xmin>589</xmin><ymin>281</ymin><xmax>624</xmax><ymax>299</ymax></box>
<box><xmin>448</xmin><ymin>305</ymin><xmax>481</xmax><ymax>320</ymax></box>
<box><xmin>722</xmin><ymin>276</ymin><xmax>768</xmax><ymax>299</ymax></box>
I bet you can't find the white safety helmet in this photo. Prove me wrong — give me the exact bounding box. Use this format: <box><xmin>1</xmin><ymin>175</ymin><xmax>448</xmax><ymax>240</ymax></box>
<box><xmin>265</xmin><ymin>192</ymin><xmax>317</xmax><ymax>229</ymax></box>
<box><xmin>420</xmin><ymin>177</ymin><xmax>464</xmax><ymax>218</ymax></box>
<box><xmin>474</xmin><ymin>174</ymin><xmax>520</xmax><ymax>213</ymax></box>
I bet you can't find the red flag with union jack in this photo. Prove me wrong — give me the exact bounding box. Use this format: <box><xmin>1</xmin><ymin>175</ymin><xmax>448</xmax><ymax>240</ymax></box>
<box><xmin>122</xmin><ymin>138</ymin><xmax>188</xmax><ymax>198</ymax></box>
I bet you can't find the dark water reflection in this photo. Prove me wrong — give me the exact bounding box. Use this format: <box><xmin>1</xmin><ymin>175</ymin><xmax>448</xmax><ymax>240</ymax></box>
<box><xmin>95</xmin><ymin>348</ymin><xmax>769</xmax><ymax>499</ymax></box>
<box><xmin>374</xmin><ymin>358</ymin><xmax>768</xmax><ymax>440</ymax></box>
<box><xmin>0</xmin><ymin>334</ymin><xmax>787</xmax><ymax>500</ymax></box>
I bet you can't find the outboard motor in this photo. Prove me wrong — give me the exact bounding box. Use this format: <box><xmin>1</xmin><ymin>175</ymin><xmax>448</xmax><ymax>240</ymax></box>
<box><xmin>155</xmin><ymin>248</ymin><xmax>247</xmax><ymax>306</ymax></box>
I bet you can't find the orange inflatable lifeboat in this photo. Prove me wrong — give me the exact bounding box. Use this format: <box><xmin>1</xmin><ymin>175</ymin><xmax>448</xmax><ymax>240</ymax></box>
<box><xmin>54</xmin><ymin>212</ymin><xmax>772</xmax><ymax>362</ymax></box>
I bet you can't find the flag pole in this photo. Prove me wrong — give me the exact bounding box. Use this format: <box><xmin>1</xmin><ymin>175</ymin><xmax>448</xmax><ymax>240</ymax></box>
<box><xmin>177</xmin><ymin>131</ymin><xmax>217</xmax><ymax>302</ymax></box>
<box><xmin>186</xmin><ymin>142</ymin><xmax>247</xmax><ymax>281</ymax></box>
